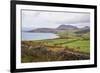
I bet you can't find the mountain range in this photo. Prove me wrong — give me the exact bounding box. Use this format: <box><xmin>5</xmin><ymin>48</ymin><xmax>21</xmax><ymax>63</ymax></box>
<box><xmin>26</xmin><ymin>25</ymin><xmax>90</xmax><ymax>34</ymax></box>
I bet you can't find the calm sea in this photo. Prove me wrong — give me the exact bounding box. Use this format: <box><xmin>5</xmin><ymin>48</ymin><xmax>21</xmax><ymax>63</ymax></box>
<box><xmin>22</xmin><ymin>32</ymin><xmax>59</xmax><ymax>41</ymax></box>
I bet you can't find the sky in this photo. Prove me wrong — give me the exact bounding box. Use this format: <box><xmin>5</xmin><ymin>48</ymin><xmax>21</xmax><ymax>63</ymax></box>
<box><xmin>22</xmin><ymin>10</ymin><xmax>90</xmax><ymax>30</ymax></box>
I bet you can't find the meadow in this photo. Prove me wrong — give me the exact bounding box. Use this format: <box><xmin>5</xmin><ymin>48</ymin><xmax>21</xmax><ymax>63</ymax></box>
<box><xmin>21</xmin><ymin>31</ymin><xmax>90</xmax><ymax>63</ymax></box>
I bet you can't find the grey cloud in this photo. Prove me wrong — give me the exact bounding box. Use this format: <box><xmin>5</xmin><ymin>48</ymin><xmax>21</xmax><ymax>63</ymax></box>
<box><xmin>22</xmin><ymin>10</ymin><xmax>90</xmax><ymax>28</ymax></box>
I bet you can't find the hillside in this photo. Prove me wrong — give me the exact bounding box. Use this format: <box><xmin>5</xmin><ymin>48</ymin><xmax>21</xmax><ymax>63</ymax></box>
<box><xmin>75</xmin><ymin>26</ymin><xmax>90</xmax><ymax>34</ymax></box>
<box><xmin>27</xmin><ymin>25</ymin><xmax>78</xmax><ymax>33</ymax></box>
<box><xmin>57</xmin><ymin>25</ymin><xmax>78</xmax><ymax>30</ymax></box>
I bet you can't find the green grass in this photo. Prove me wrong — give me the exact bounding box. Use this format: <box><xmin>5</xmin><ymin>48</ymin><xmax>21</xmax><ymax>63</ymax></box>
<box><xmin>62</xmin><ymin>40</ymin><xmax>90</xmax><ymax>53</ymax></box>
<box><xmin>27</xmin><ymin>38</ymin><xmax>90</xmax><ymax>54</ymax></box>
<box><xmin>21</xmin><ymin>31</ymin><xmax>90</xmax><ymax>62</ymax></box>
<box><xmin>41</xmin><ymin>39</ymin><xmax>75</xmax><ymax>46</ymax></box>
<box><xmin>21</xmin><ymin>39</ymin><xmax>90</xmax><ymax>62</ymax></box>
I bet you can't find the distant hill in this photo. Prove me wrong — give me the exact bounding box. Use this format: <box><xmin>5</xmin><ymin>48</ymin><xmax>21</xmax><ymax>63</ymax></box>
<box><xmin>27</xmin><ymin>24</ymin><xmax>79</xmax><ymax>33</ymax></box>
<box><xmin>81</xmin><ymin>26</ymin><xmax>90</xmax><ymax>30</ymax></box>
<box><xmin>57</xmin><ymin>25</ymin><xmax>78</xmax><ymax>30</ymax></box>
<box><xmin>75</xmin><ymin>26</ymin><xmax>90</xmax><ymax>34</ymax></box>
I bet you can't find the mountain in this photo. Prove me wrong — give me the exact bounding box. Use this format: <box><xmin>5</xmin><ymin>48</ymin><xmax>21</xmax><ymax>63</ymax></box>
<box><xmin>27</xmin><ymin>25</ymin><xmax>79</xmax><ymax>33</ymax></box>
<box><xmin>57</xmin><ymin>25</ymin><xmax>78</xmax><ymax>30</ymax></box>
<box><xmin>75</xmin><ymin>26</ymin><xmax>90</xmax><ymax>34</ymax></box>
<box><xmin>81</xmin><ymin>26</ymin><xmax>90</xmax><ymax>30</ymax></box>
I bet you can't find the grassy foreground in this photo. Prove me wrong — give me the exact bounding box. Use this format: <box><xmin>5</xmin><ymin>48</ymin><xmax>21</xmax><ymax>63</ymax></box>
<box><xmin>21</xmin><ymin>37</ymin><xmax>90</xmax><ymax>63</ymax></box>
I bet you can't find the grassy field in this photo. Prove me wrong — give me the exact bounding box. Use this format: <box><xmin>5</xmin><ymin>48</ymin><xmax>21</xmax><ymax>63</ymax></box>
<box><xmin>21</xmin><ymin>31</ymin><xmax>90</xmax><ymax>63</ymax></box>
<box><xmin>40</xmin><ymin>38</ymin><xmax>90</xmax><ymax>54</ymax></box>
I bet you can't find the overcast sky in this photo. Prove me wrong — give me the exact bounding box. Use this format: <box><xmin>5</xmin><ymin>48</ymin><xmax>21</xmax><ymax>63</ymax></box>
<box><xmin>22</xmin><ymin>10</ymin><xmax>90</xmax><ymax>29</ymax></box>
